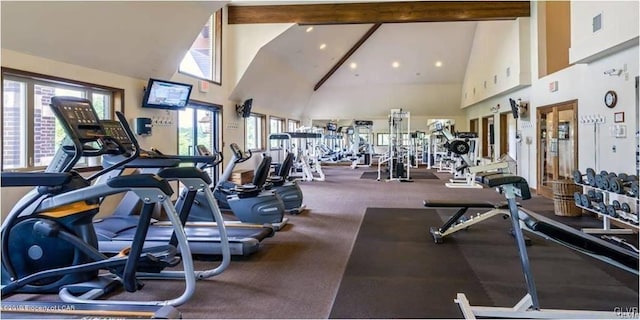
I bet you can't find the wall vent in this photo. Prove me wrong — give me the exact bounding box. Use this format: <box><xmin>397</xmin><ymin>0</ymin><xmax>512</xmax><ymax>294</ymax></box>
<box><xmin>593</xmin><ymin>13</ymin><xmax>602</xmax><ymax>32</ymax></box>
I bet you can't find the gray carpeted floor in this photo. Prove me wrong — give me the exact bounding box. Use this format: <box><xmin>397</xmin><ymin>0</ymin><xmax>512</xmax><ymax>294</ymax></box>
<box><xmin>360</xmin><ymin>170</ymin><xmax>439</xmax><ymax>180</ymax></box>
<box><xmin>4</xmin><ymin>167</ymin><xmax>638</xmax><ymax>318</ymax></box>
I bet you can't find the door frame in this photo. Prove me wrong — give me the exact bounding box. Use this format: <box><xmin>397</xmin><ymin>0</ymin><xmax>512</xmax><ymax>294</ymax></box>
<box><xmin>536</xmin><ymin>99</ymin><xmax>578</xmax><ymax>197</ymax></box>
<box><xmin>469</xmin><ymin>118</ymin><xmax>479</xmax><ymax>134</ymax></box>
<box><xmin>499</xmin><ymin>112</ymin><xmax>509</xmax><ymax>157</ymax></box>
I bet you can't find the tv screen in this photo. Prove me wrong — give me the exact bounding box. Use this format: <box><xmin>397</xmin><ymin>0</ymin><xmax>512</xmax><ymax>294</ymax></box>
<box><xmin>509</xmin><ymin>98</ymin><xmax>519</xmax><ymax>119</ymax></box>
<box><xmin>242</xmin><ymin>99</ymin><xmax>253</xmax><ymax>118</ymax></box>
<box><xmin>142</xmin><ymin>78</ymin><xmax>192</xmax><ymax>110</ymax></box>
<box><xmin>236</xmin><ymin>98</ymin><xmax>253</xmax><ymax>118</ymax></box>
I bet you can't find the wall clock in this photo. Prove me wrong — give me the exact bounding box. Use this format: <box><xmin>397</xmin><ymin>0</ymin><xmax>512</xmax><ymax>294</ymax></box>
<box><xmin>604</xmin><ymin>90</ymin><xmax>617</xmax><ymax>108</ymax></box>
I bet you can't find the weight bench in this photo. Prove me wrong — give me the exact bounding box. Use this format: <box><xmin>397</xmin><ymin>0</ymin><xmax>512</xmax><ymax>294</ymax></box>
<box><xmin>454</xmin><ymin>173</ymin><xmax>634</xmax><ymax>319</ymax></box>
<box><xmin>424</xmin><ymin>200</ymin><xmax>510</xmax><ymax>243</ymax></box>
<box><xmin>518</xmin><ymin>207</ymin><xmax>638</xmax><ymax>273</ymax></box>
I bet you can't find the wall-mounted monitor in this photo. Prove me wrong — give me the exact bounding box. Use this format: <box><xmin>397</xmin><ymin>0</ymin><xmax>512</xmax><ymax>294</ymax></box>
<box><xmin>509</xmin><ymin>98</ymin><xmax>519</xmax><ymax>119</ymax></box>
<box><xmin>236</xmin><ymin>98</ymin><xmax>253</xmax><ymax>118</ymax></box>
<box><xmin>141</xmin><ymin>78</ymin><xmax>193</xmax><ymax>110</ymax></box>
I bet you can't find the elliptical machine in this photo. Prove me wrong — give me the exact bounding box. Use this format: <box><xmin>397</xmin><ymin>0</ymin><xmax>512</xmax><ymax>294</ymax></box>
<box><xmin>190</xmin><ymin>143</ymin><xmax>287</xmax><ymax>229</ymax></box>
<box><xmin>0</xmin><ymin>97</ymin><xmax>210</xmax><ymax>311</ymax></box>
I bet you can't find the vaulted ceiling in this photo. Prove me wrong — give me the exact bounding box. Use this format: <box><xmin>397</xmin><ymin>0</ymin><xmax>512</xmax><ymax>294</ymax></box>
<box><xmin>2</xmin><ymin>1</ymin><xmax>530</xmax><ymax>121</ymax></box>
<box><xmin>263</xmin><ymin>21</ymin><xmax>478</xmax><ymax>88</ymax></box>
<box><xmin>229</xmin><ymin>1</ymin><xmax>529</xmax><ymax>120</ymax></box>
<box><xmin>1</xmin><ymin>1</ymin><xmax>225</xmax><ymax>80</ymax></box>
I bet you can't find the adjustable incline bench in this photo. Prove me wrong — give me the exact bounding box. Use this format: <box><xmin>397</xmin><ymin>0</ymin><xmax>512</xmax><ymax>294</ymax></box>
<box><xmin>425</xmin><ymin>163</ymin><xmax>524</xmax><ymax>244</ymax></box>
<box><xmin>454</xmin><ymin>173</ymin><xmax>638</xmax><ymax>319</ymax></box>
<box><xmin>425</xmin><ymin>200</ymin><xmax>511</xmax><ymax>243</ymax></box>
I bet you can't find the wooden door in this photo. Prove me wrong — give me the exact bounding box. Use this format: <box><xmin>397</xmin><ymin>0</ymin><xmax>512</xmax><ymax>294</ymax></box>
<box><xmin>537</xmin><ymin>100</ymin><xmax>578</xmax><ymax>197</ymax></box>
<box><xmin>500</xmin><ymin>113</ymin><xmax>509</xmax><ymax>157</ymax></box>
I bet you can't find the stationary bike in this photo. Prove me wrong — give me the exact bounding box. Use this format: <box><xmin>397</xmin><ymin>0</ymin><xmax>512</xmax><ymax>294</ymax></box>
<box><xmin>190</xmin><ymin>143</ymin><xmax>287</xmax><ymax>229</ymax></box>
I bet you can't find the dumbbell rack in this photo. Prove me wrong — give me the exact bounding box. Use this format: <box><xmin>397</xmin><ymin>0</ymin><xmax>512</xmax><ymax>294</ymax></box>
<box><xmin>575</xmin><ymin>183</ymin><xmax>639</xmax><ymax>235</ymax></box>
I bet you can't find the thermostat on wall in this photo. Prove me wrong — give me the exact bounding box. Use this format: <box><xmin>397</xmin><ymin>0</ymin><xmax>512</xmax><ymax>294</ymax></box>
<box><xmin>136</xmin><ymin>117</ymin><xmax>152</xmax><ymax>135</ymax></box>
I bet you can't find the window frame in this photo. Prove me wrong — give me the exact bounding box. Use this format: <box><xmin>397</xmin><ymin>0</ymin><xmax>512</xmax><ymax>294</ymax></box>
<box><xmin>269</xmin><ymin>116</ymin><xmax>284</xmax><ymax>134</ymax></box>
<box><xmin>176</xmin><ymin>100</ymin><xmax>222</xmax><ymax>183</ymax></box>
<box><xmin>1</xmin><ymin>67</ymin><xmax>122</xmax><ymax>172</ymax></box>
<box><xmin>376</xmin><ymin>133</ymin><xmax>390</xmax><ymax>146</ymax></box>
<box><xmin>178</xmin><ymin>9</ymin><xmax>223</xmax><ymax>85</ymax></box>
<box><xmin>287</xmin><ymin>119</ymin><xmax>300</xmax><ymax>132</ymax></box>
<box><xmin>245</xmin><ymin>113</ymin><xmax>266</xmax><ymax>152</ymax></box>
<box><xmin>269</xmin><ymin>116</ymin><xmax>285</xmax><ymax>150</ymax></box>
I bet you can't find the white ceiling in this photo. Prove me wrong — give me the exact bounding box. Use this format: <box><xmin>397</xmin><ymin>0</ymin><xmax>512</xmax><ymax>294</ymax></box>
<box><xmin>261</xmin><ymin>21</ymin><xmax>477</xmax><ymax>88</ymax></box>
<box><xmin>1</xmin><ymin>1</ymin><xmax>225</xmax><ymax>80</ymax></box>
<box><xmin>262</xmin><ymin>24</ymin><xmax>374</xmax><ymax>84</ymax></box>
<box><xmin>235</xmin><ymin>20</ymin><xmax>478</xmax><ymax>119</ymax></box>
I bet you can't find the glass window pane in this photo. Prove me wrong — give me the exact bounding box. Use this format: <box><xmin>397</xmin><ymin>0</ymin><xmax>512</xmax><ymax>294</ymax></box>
<box><xmin>197</xmin><ymin>109</ymin><xmax>214</xmax><ymax>151</ymax></box>
<box><xmin>245</xmin><ymin>115</ymin><xmax>264</xmax><ymax>150</ymax></box>
<box><xmin>270</xmin><ymin>118</ymin><xmax>283</xmax><ymax>149</ymax></box>
<box><xmin>33</xmin><ymin>85</ymin><xmax>83</xmax><ymax>167</ymax></box>
<box><xmin>2</xmin><ymin>80</ymin><xmax>28</xmax><ymax>169</ymax></box>
<box><xmin>179</xmin><ymin>15</ymin><xmax>213</xmax><ymax>80</ymax></box>
<box><xmin>92</xmin><ymin>92</ymin><xmax>111</xmax><ymax>119</ymax></box>
<box><xmin>288</xmin><ymin>120</ymin><xmax>299</xmax><ymax>132</ymax></box>
<box><xmin>178</xmin><ymin>108</ymin><xmax>195</xmax><ymax>155</ymax></box>
<box><xmin>246</xmin><ymin>116</ymin><xmax>256</xmax><ymax>150</ymax></box>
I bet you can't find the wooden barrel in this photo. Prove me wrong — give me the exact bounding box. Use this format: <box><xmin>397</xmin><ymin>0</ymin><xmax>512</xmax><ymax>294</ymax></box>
<box><xmin>552</xmin><ymin>180</ymin><xmax>582</xmax><ymax>216</ymax></box>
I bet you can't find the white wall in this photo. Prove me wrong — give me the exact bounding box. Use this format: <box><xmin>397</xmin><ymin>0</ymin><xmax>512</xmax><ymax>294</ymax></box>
<box><xmin>464</xmin><ymin>1</ymin><xmax>639</xmax><ymax>191</ymax></box>
<box><xmin>226</xmin><ymin>23</ymin><xmax>294</xmax><ymax>87</ymax></box>
<box><xmin>461</xmin><ymin>18</ymin><xmax>531</xmax><ymax>108</ymax></box>
<box><xmin>464</xmin><ymin>87</ymin><xmax>532</xmax><ymax>179</ymax></box>
<box><xmin>570</xmin><ymin>1</ymin><xmax>639</xmax><ymax>63</ymax></box>
<box><xmin>304</xmin><ymin>83</ymin><xmax>465</xmax><ymax>120</ymax></box>
<box><xmin>0</xmin><ymin>7</ymin><xmax>283</xmax><ymax>215</ymax></box>
<box><xmin>229</xmin><ymin>50</ymin><xmax>313</xmax><ymax>121</ymax></box>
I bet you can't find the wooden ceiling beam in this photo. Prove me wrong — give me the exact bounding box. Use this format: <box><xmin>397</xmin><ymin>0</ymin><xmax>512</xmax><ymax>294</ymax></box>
<box><xmin>228</xmin><ymin>1</ymin><xmax>530</xmax><ymax>25</ymax></box>
<box><xmin>314</xmin><ymin>23</ymin><xmax>382</xmax><ymax>91</ymax></box>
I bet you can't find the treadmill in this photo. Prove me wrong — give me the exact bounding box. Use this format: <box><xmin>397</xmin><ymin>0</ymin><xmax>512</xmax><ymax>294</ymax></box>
<box><xmin>93</xmin><ymin>120</ymin><xmax>274</xmax><ymax>257</ymax></box>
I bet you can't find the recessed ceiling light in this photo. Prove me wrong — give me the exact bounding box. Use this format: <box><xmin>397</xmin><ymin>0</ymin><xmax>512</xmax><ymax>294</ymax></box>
<box><xmin>392</xmin><ymin>61</ymin><xmax>400</xmax><ymax>68</ymax></box>
<box><xmin>435</xmin><ymin>61</ymin><xmax>443</xmax><ymax>67</ymax></box>
<box><xmin>355</xmin><ymin>73</ymin><xmax>360</xmax><ymax>77</ymax></box>
<box><xmin>350</xmin><ymin>62</ymin><xmax>357</xmax><ymax>69</ymax></box>
<box><xmin>306</xmin><ymin>26</ymin><xmax>314</xmax><ymax>33</ymax></box>
<box><xmin>319</xmin><ymin>43</ymin><xmax>327</xmax><ymax>50</ymax></box>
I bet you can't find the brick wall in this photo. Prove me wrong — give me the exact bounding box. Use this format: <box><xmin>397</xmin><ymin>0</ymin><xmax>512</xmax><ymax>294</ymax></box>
<box><xmin>1</xmin><ymin>83</ymin><xmax>57</xmax><ymax>169</ymax></box>
<box><xmin>34</xmin><ymin>86</ymin><xmax>56</xmax><ymax>165</ymax></box>
<box><xmin>2</xmin><ymin>82</ymin><xmax>23</xmax><ymax>168</ymax></box>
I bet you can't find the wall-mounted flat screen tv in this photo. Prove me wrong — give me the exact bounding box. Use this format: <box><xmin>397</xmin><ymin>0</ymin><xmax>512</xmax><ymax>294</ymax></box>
<box><xmin>142</xmin><ymin>78</ymin><xmax>193</xmax><ymax>110</ymax></box>
<box><xmin>509</xmin><ymin>98</ymin><xmax>519</xmax><ymax>119</ymax></box>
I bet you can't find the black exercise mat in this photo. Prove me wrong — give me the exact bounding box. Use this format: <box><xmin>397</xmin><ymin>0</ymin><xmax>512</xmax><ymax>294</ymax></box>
<box><xmin>329</xmin><ymin>208</ymin><xmax>491</xmax><ymax>318</ymax></box>
<box><xmin>360</xmin><ymin>170</ymin><xmax>438</xmax><ymax>180</ymax></box>
<box><xmin>432</xmin><ymin>207</ymin><xmax>638</xmax><ymax>312</ymax></box>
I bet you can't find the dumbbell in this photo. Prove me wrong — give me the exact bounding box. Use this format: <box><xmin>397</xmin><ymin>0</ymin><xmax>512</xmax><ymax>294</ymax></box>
<box><xmin>595</xmin><ymin>172</ymin><xmax>618</xmax><ymax>190</ymax></box>
<box><xmin>621</xmin><ymin>202</ymin><xmax>633</xmax><ymax>214</ymax></box>
<box><xmin>580</xmin><ymin>190</ymin><xmax>606</xmax><ymax>212</ymax></box>
<box><xmin>609</xmin><ymin>174</ymin><xmax>639</xmax><ymax>196</ymax></box>
<box><xmin>574</xmin><ymin>192</ymin><xmax>583</xmax><ymax>207</ymax></box>
<box><xmin>605</xmin><ymin>200</ymin><xmax>625</xmax><ymax>218</ymax></box>
<box><xmin>607</xmin><ymin>200</ymin><xmax>638</xmax><ymax>222</ymax></box>
<box><xmin>605</xmin><ymin>204</ymin><xmax>620</xmax><ymax>218</ymax></box>
<box><xmin>600</xmin><ymin>170</ymin><xmax>617</xmax><ymax>178</ymax></box>
<box><xmin>573</xmin><ymin>168</ymin><xmax>596</xmax><ymax>186</ymax></box>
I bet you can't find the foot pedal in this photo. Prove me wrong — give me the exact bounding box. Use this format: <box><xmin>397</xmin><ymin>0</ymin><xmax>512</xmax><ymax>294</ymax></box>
<box><xmin>137</xmin><ymin>245</ymin><xmax>181</xmax><ymax>272</ymax></box>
